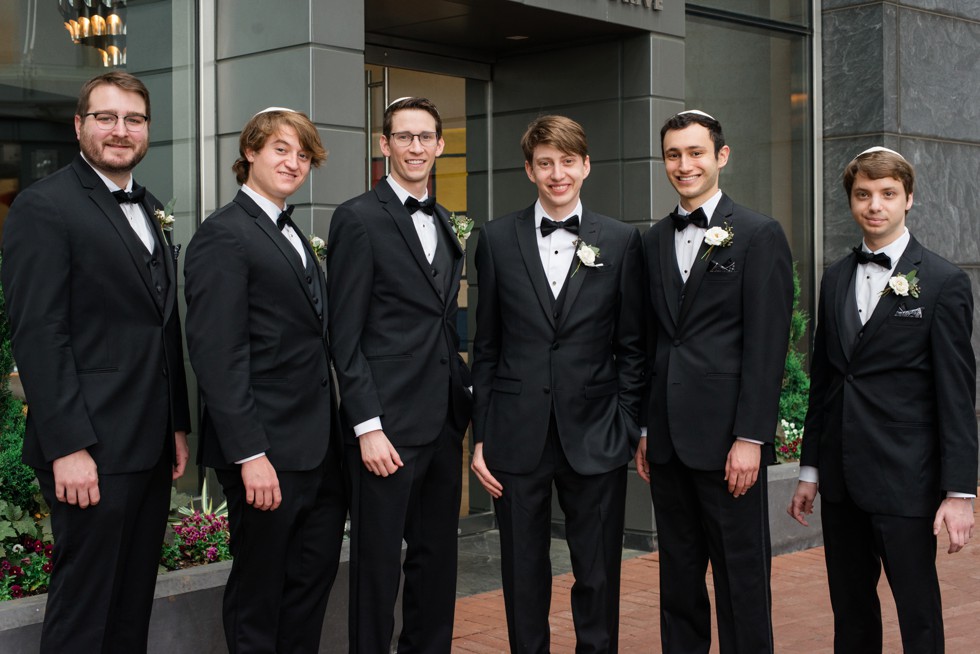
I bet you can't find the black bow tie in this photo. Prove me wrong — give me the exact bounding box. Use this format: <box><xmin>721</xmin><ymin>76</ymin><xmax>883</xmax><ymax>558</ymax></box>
<box><xmin>671</xmin><ymin>207</ymin><xmax>708</xmax><ymax>231</ymax></box>
<box><xmin>112</xmin><ymin>184</ymin><xmax>146</xmax><ymax>205</ymax></box>
<box><xmin>853</xmin><ymin>247</ymin><xmax>891</xmax><ymax>269</ymax></box>
<box><xmin>540</xmin><ymin>215</ymin><xmax>580</xmax><ymax>237</ymax></box>
<box><xmin>276</xmin><ymin>205</ymin><xmax>297</xmax><ymax>232</ymax></box>
<box><xmin>404</xmin><ymin>196</ymin><xmax>436</xmax><ymax>216</ymax></box>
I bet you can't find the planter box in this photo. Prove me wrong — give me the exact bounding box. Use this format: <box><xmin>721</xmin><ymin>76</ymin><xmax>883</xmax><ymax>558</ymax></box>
<box><xmin>0</xmin><ymin>541</ymin><xmax>402</xmax><ymax>653</ymax></box>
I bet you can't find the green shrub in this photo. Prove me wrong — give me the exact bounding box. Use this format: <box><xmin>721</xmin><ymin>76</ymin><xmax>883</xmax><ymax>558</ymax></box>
<box><xmin>777</xmin><ymin>264</ymin><xmax>811</xmax><ymax>462</ymax></box>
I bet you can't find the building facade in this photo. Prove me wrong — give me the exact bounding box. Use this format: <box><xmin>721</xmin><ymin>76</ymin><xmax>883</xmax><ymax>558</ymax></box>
<box><xmin>1</xmin><ymin>0</ymin><xmax>977</xmax><ymax>546</ymax></box>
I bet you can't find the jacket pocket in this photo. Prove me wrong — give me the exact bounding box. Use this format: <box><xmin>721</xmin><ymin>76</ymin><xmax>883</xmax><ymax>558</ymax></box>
<box><xmin>492</xmin><ymin>377</ymin><xmax>522</xmax><ymax>394</ymax></box>
<box><xmin>584</xmin><ymin>379</ymin><xmax>619</xmax><ymax>398</ymax></box>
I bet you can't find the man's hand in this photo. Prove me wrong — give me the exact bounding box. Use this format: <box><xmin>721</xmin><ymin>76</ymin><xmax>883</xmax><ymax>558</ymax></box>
<box><xmin>724</xmin><ymin>440</ymin><xmax>761</xmax><ymax>497</ymax></box>
<box><xmin>359</xmin><ymin>430</ymin><xmax>403</xmax><ymax>477</ymax></box>
<box><xmin>787</xmin><ymin>480</ymin><xmax>818</xmax><ymax>527</ymax></box>
<box><xmin>172</xmin><ymin>431</ymin><xmax>189</xmax><ymax>480</ymax></box>
<box><xmin>52</xmin><ymin>449</ymin><xmax>100</xmax><ymax>508</ymax></box>
<box><xmin>634</xmin><ymin>436</ymin><xmax>650</xmax><ymax>483</ymax></box>
<box><xmin>470</xmin><ymin>443</ymin><xmax>503</xmax><ymax>498</ymax></box>
<box><xmin>241</xmin><ymin>456</ymin><xmax>281</xmax><ymax>511</ymax></box>
<box><xmin>934</xmin><ymin>497</ymin><xmax>975</xmax><ymax>554</ymax></box>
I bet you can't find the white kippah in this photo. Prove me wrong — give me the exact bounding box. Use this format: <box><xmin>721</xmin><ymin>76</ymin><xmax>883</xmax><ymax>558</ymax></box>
<box><xmin>677</xmin><ymin>109</ymin><xmax>716</xmax><ymax>120</ymax></box>
<box><xmin>858</xmin><ymin>146</ymin><xmax>907</xmax><ymax>161</ymax></box>
<box><xmin>386</xmin><ymin>96</ymin><xmax>414</xmax><ymax>110</ymax></box>
<box><xmin>253</xmin><ymin>107</ymin><xmax>298</xmax><ymax>117</ymax></box>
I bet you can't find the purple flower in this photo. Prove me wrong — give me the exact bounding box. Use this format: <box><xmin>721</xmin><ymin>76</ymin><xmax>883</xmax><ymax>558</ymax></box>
<box><xmin>205</xmin><ymin>546</ymin><xmax>218</xmax><ymax>561</ymax></box>
<box><xmin>10</xmin><ymin>585</ymin><xmax>23</xmax><ymax>598</ymax></box>
<box><xmin>42</xmin><ymin>562</ymin><xmax>53</xmax><ymax>574</ymax></box>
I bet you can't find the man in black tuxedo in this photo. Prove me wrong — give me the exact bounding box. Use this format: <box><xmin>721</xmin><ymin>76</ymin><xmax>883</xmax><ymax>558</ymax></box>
<box><xmin>328</xmin><ymin>96</ymin><xmax>472</xmax><ymax>652</ymax></box>
<box><xmin>470</xmin><ymin>115</ymin><xmax>644</xmax><ymax>651</ymax></box>
<box><xmin>636</xmin><ymin>110</ymin><xmax>793</xmax><ymax>653</ymax></box>
<box><xmin>1</xmin><ymin>72</ymin><xmax>190</xmax><ymax>653</ymax></box>
<box><xmin>183</xmin><ymin>108</ymin><xmax>347</xmax><ymax>653</ymax></box>
<box><xmin>788</xmin><ymin>147</ymin><xmax>976</xmax><ymax>653</ymax></box>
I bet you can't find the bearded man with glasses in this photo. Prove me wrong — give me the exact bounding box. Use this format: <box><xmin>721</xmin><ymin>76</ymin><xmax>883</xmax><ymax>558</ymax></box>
<box><xmin>1</xmin><ymin>71</ymin><xmax>191</xmax><ymax>653</ymax></box>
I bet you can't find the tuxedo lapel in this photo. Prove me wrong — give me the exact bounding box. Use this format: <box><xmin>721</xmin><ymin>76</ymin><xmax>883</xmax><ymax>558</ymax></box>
<box><xmin>236</xmin><ymin>192</ymin><xmax>322</xmax><ymax>320</ymax></box>
<box><xmin>834</xmin><ymin>256</ymin><xmax>859</xmax><ymax>361</ymax></box>
<box><xmin>515</xmin><ymin>206</ymin><xmax>557</xmax><ymax>331</ymax></box>
<box><xmin>658</xmin><ymin>222</ymin><xmax>680</xmax><ymax>327</ymax></box>
<box><xmin>851</xmin><ymin>237</ymin><xmax>924</xmax><ymax>360</ymax></box>
<box><xmin>141</xmin><ymin>192</ymin><xmax>178</xmax><ymax>322</ymax></box>
<box><xmin>375</xmin><ymin>181</ymin><xmax>445</xmax><ymax>301</ymax></box>
<box><xmin>559</xmin><ymin>211</ymin><xmax>600</xmax><ymax>328</ymax></box>
<box><xmin>677</xmin><ymin>195</ymin><xmax>733</xmax><ymax>331</ymax></box>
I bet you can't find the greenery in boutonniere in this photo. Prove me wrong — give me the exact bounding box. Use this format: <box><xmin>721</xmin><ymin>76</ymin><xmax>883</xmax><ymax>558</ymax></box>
<box><xmin>880</xmin><ymin>270</ymin><xmax>920</xmax><ymax>298</ymax></box>
<box><xmin>154</xmin><ymin>197</ymin><xmax>176</xmax><ymax>232</ymax></box>
<box><xmin>449</xmin><ymin>212</ymin><xmax>474</xmax><ymax>249</ymax></box>
<box><xmin>571</xmin><ymin>238</ymin><xmax>603</xmax><ymax>277</ymax></box>
<box><xmin>700</xmin><ymin>222</ymin><xmax>734</xmax><ymax>260</ymax></box>
<box><xmin>309</xmin><ymin>235</ymin><xmax>327</xmax><ymax>261</ymax></box>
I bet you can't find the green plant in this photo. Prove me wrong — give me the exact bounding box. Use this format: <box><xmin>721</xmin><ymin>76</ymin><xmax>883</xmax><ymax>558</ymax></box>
<box><xmin>780</xmin><ymin>263</ymin><xmax>810</xmax><ymax>430</ymax></box>
<box><xmin>776</xmin><ymin>419</ymin><xmax>804</xmax><ymax>463</ymax></box>
<box><xmin>0</xmin><ymin>536</ymin><xmax>53</xmax><ymax>600</ymax></box>
<box><xmin>160</xmin><ymin>477</ymin><xmax>231</xmax><ymax>571</ymax></box>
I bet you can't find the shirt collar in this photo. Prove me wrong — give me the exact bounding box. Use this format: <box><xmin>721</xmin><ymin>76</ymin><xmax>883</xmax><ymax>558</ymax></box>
<box><xmin>862</xmin><ymin>227</ymin><xmax>910</xmax><ymax>264</ymax></box>
<box><xmin>80</xmin><ymin>152</ymin><xmax>132</xmax><ymax>193</ymax></box>
<box><xmin>533</xmin><ymin>199</ymin><xmax>584</xmax><ymax>228</ymax></box>
<box><xmin>385</xmin><ymin>175</ymin><xmax>429</xmax><ymax>205</ymax></box>
<box><xmin>675</xmin><ymin>189</ymin><xmax>723</xmax><ymax>226</ymax></box>
<box><xmin>241</xmin><ymin>184</ymin><xmax>288</xmax><ymax>224</ymax></box>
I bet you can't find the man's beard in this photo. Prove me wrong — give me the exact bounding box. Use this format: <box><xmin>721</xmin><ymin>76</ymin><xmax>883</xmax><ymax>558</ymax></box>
<box><xmin>80</xmin><ymin>132</ymin><xmax>148</xmax><ymax>176</ymax></box>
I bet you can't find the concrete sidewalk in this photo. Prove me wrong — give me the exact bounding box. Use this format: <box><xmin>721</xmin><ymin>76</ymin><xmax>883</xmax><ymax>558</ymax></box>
<box><xmin>452</xmin><ymin>500</ymin><xmax>980</xmax><ymax>652</ymax></box>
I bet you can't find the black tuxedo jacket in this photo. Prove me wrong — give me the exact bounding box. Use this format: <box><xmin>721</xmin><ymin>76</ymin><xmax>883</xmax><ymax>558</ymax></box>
<box><xmin>471</xmin><ymin>206</ymin><xmax>644</xmax><ymax>476</ymax></box>
<box><xmin>642</xmin><ymin>193</ymin><xmax>793</xmax><ymax>470</ymax></box>
<box><xmin>800</xmin><ymin>235</ymin><xmax>977</xmax><ymax>517</ymax></box>
<box><xmin>184</xmin><ymin>190</ymin><xmax>334</xmax><ymax>471</ymax></box>
<box><xmin>327</xmin><ymin>178</ymin><xmax>472</xmax><ymax>445</ymax></box>
<box><xmin>2</xmin><ymin>154</ymin><xmax>190</xmax><ymax>472</ymax></box>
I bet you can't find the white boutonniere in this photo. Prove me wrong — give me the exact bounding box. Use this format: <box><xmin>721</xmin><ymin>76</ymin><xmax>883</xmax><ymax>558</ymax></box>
<box><xmin>572</xmin><ymin>239</ymin><xmax>603</xmax><ymax>277</ymax></box>
<box><xmin>154</xmin><ymin>197</ymin><xmax>176</xmax><ymax>232</ymax></box>
<box><xmin>449</xmin><ymin>212</ymin><xmax>474</xmax><ymax>249</ymax></box>
<box><xmin>880</xmin><ymin>270</ymin><xmax>920</xmax><ymax>298</ymax></box>
<box><xmin>309</xmin><ymin>234</ymin><xmax>327</xmax><ymax>261</ymax></box>
<box><xmin>700</xmin><ymin>222</ymin><xmax>734</xmax><ymax>260</ymax></box>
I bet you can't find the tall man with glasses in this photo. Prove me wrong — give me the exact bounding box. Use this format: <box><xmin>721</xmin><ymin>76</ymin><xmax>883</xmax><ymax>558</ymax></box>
<box><xmin>329</xmin><ymin>96</ymin><xmax>473</xmax><ymax>652</ymax></box>
<box><xmin>1</xmin><ymin>71</ymin><xmax>191</xmax><ymax>653</ymax></box>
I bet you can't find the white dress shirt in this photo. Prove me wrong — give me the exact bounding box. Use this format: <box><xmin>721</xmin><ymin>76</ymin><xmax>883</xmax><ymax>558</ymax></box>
<box><xmin>673</xmin><ymin>190</ymin><xmax>723</xmax><ymax>282</ymax></box>
<box><xmin>83</xmin><ymin>154</ymin><xmax>155</xmax><ymax>253</ymax></box>
<box><xmin>241</xmin><ymin>184</ymin><xmax>306</xmax><ymax>267</ymax></box>
<box><xmin>534</xmin><ymin>199</ymin><xmax>582</xmax><ymax>297</ymax></box>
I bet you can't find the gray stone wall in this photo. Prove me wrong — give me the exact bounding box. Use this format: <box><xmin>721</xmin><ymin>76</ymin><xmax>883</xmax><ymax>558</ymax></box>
<box><xmin>821</xmin><ymin>1</ymin><xmax>980</xmax><ymax>439</ymax></box>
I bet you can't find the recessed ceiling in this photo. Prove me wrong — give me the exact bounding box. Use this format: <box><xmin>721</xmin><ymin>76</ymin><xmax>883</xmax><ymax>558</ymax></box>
<box><xmin>365</xmin><ymin>0</ymin><xmax>642</xmax><ymax>60</ymax></box>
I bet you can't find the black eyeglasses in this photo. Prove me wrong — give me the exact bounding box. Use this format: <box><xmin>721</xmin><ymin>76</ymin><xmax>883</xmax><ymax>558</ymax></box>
<box><xmin>83</xmin><ymin>112</ymin><xmax>149</xmax><ymax>132</ymax></box>
<box><xmin>388</xmin><ymin>131</ymin><xmax>439</xmax><ymax>147</ymax></box>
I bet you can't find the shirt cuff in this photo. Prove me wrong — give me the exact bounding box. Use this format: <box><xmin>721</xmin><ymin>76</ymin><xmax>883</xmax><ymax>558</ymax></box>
<box><xmin>947</xmin><ymin>492</ymin><xmax>976</xmax><ymax>499</ymax></box>
<box><xmin>235</xmin><ymin>452</ymin><xmax>266</xmax><ymax>464</ymax></box>
<box><xmin>353</xmin><ymin>417</ymin><xmax>383</xmax><ymax>437</ymax></box>
<box><xmin>798</xmin><ymin>465</ymin><xmax>819</xmax><ymax>484</ymax></box>
<box><xmin>736</xmin><ymin>437</ymin><xmax>763</xmax><ymax>445</ymax></box>
<box><xmin>640</xmin><ymin>427</ymin><xmax>647</xmax><ymax>439</ymax></box>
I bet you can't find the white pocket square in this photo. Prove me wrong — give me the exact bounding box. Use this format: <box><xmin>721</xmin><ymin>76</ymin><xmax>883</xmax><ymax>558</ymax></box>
<box><xmin>894</xmin><ymin>306</ymin><xmax>923</xmax><ymax>319</ymax></box>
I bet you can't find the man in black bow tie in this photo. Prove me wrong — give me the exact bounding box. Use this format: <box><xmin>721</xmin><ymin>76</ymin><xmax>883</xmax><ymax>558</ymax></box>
<box><xmin>789</xmin><ymin>147</ymin><xmax>976</xmax><ymax>653</ymax></box>
<box><xmin>184</xmin><ymin>108</ymin><xmax>347</xmax><ymax>653</ymax></box>
<box><xmin>637</xmin><ymin>110</ymin><xmax>793</xmax><ymax>653</ymax></box>
<box><xmin>2</xmin><ymin>72</ymin><xmax>191</xmax><ymax>653</ymax></box>
<box><xmin>328</xmin><ymin>97</ymin><xmax>473</xmax><ymax>652</ymax></box>
<box><xmin>471</xmin><ymin>114</ymin><xmax>644</xmax><ymax>651</ymax></box>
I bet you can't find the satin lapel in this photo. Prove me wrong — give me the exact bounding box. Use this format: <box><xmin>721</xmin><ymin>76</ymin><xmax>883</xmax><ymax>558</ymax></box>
<box><xmin>515</xmin><ymin>207</ymin><xmax>557</xmax><ymax>330</ymax></box>
<box><xmin>834</xmin><ymin>256</ymin><xmax>858</xmax><ymax>361</ymax></box>
<box><xmin>141</xmin><ymin>193</ymin><xmax>177</xmax><ymax>321</ymax></box>
<box><xmin>852</xmin><ymin>238</ymin><xmax>924</xmax><ymax>359</ymax></box>
<box><xmin>559</xmin><ymin>211</ymin><xmax>599</xmax><ymax>327</ymax></box>
<box><xmin>435</xmin><ymin>206</ymin><xmax>464</xmax><ymax>306</ymax></box>
<box><xmin>658</xmin><ymin>222</ymin><xmax>680</xmax><ymax>326</ymax></box>
<box><xmin>241</xmin><ymin>194</ymin><xmax>320</xmax><ymax>318</ymax></box>
<box><xmin>377</xmin><ymin>184</ymin><xmax>444</xmax><ymax>299</ymax></box>
<box><xmin>82</xmin><ymin>172</ymin><xmax>160</xmax><ymax>313</ymax></box>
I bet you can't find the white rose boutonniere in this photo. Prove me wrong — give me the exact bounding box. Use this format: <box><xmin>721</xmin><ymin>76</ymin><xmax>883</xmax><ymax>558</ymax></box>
<box><xmin>154</xmin><ymin>197</ymin><xmax>177</xmax><ymax>232</ymax></box>
<box><xmin>572</xmin><ymin>239</ymin><xmax>603</xmax><ymax>277</ymax></box>
<box><xmin>449</xmin><ymin>212</ymin><xmax>474</xmax><ymax>250</ymax></box>
<box><xmin>700</xmin><ymin>221</ymin><xmax>734</xmax><ymax>260</ymax></box>
<box><xmin>309</xmin><ymin>234</ymin><xmax>327</xmax><ymax>261</ymax></box>
<box><xmin>880</xmin><ymin>269</ymin><xmax>920</xmax><ymax>298</ymax></box>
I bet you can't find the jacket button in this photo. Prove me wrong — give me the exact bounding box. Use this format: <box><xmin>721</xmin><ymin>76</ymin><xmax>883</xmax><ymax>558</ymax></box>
<box><xmin>846</xmin><ymin>374</ymin><xmax>854</xmax><ymax>383</ymax></box>
<box><xmin>440</xmin><ymin>357</ymin><xmax>448</xmax><ymax>364</ymax></box>
<box><xmin>552</xmin><ymin>343</ymin><xmax>559</xmax><ymax>351</ymax></box>
<box><xmin>320</xmin><ymin>378</ymin><xmax>329</xmax><ymax>387</ymax></box>
<box><xmin>673</xmin><ymin>339</ymin><xmax>681</xmax><ymax>346</ymax></box>
<box><xmin>543</xmin><ymin>387</ymin><xmax>550</xmax><ymax>394</ymax></box>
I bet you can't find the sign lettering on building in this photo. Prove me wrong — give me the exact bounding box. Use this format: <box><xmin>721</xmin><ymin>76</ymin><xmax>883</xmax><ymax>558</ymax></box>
<box><xmin>613</xmin><ymin>0</ymin><xmax>663</xmax><ymax>9</ymax></box>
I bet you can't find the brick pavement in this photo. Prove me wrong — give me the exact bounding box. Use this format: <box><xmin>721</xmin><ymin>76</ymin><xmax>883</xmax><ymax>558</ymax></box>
<box><xmin>452</xmin><ymin>500</ymin><xmax>980</xmax><ymax>653</ymax></box>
